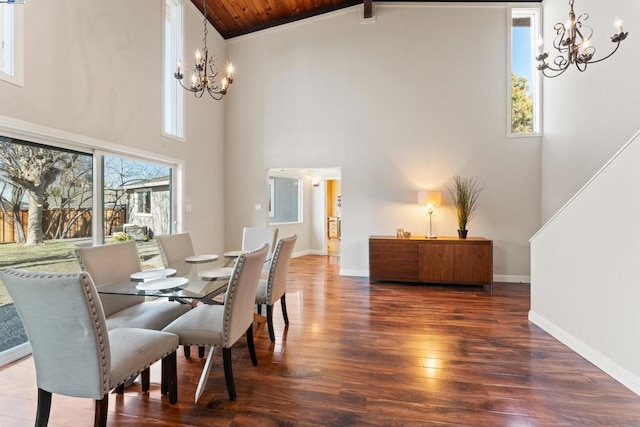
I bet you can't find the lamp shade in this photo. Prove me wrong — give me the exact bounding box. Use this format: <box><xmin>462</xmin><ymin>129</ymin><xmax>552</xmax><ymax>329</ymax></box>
<box><xmin>417</xmin><ymin>190</ymin><xmax>442</xmax><ymax>207</ymax></box>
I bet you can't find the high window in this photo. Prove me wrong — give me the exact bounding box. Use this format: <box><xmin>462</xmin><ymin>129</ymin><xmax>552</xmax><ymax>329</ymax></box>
<box><xmin>509</xmin><ymin>7</ymin><xmax>541</xmax><ymax>136</ymax></box>
<box><xmin>0</xmin><ymin>2</ymin><xmax>23</xmax><ymax>86</ymax></box>
<box><xmin>163</xmin><ymin>0</ymin><xmax>184</xmax><ymax>139</ymax></box>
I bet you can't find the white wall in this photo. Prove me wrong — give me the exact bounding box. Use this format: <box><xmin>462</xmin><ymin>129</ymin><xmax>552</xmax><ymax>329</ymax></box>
<box><xmin>531</xmin><ymin>0</ymin><xmax>640</xmax><ymax>396</ymax></box>
<box><xmin>530</xmin><ymin>131</ymin><xmax>640</xmax><ymax>395</ymax></box>
<box><xmin>224</xmin><ymin>3</ymin><xmax>541</xmax><ymax>280</ymax></box>
<box><xmin>0</xmin><ymin>0</ymin><xmax>228</xmax><ymax>257</ymax></box>
<box><xmin>541</xmin><ymin>0</ymin><xmax>640</xmax><ymax>221</ymax></box>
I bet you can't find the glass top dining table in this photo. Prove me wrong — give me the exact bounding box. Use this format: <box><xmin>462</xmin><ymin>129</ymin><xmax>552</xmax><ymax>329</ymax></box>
<box><xmin>97</xmin><ymin>273</ymin><xmax>230</xmax><ymax>302</ymax></box>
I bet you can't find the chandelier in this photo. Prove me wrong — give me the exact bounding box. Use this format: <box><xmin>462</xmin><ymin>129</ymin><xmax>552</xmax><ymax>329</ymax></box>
<box><xmin>174</xmin><ymin>0</ymin><xmax>234</xmax><ymax>99</ymax></box>
<box><xmin>536</xmin><ymin>0</ymin><xmax>628</xmax><ymax>78</ymax></box>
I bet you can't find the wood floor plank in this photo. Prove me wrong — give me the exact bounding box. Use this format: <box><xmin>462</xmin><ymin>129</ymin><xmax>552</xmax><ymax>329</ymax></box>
<box><xmin>1</xmin><ymin>254</ymin><xmax>640</xmax><ymax>425</ymax></box>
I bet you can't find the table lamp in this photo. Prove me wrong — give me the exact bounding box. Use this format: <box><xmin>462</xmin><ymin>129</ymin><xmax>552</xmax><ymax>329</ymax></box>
<box><xmin>417</xmin><ymin>190</ymin><xmax>442</xmax><ymax>239</ymax></box>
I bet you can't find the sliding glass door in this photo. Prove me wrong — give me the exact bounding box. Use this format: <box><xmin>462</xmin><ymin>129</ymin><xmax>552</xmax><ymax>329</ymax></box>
<box><xmin>102</xmin><ymin>155</ymin><xmax>172</xmax><ymax>269</ymax></box>
<box><xmin>0</xmin><ymin>138</ymin><xmax>177</xmax><ymax>366</ymax></box>
<box><xmin>0</xmin><ymin>137</ymin><xmax>93</xmax><ymax>363</ymax></box>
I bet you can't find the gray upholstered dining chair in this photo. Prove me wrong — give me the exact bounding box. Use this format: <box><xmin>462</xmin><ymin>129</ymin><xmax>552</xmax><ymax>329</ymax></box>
<box><xmin>242</xmin><ymin>227</ymin><xmax>279</xmax><ymax>257</ymax></box>
<box><xmin>156</xmin><ymin>231</ymin><xmax>220</xmax><ymax>280</ymax></box>
<box><xmin>156</xmin><ymin>232</ymin><xmax>195</xmax><ymax>277</ymax></box>
<box><xmin>156</xmin><ymin>232</ymin><xmax>219</xmax><ymax>358</ymax></box>
<box><xmin>0</xmin><ymin>269</ymin><xmax>179</xmax><ymax>427</ymax></box>
<box><xmin>255</xmin><ymin>234</ymin><xmax>297</xmax><ymax>342</ymax></box>
<box><xmin>75</xmin><ymin>240</ymin><xmax>191</xmax><ymax>331</ymax></box>
<box><xmin>163</xmin><ymin>243</ymin><xmax>269</xmax><ymax>403</ymax></box>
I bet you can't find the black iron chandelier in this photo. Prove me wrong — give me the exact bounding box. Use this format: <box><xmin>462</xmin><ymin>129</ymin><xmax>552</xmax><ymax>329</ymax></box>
<box><xmin>536</xmin><ymin>0</ymin><xmax>628</xmax><ymax>78</ymax></box>
<box><xmin>174</xmin><ymin>0</ymin><xmax>234</xmax><ymax>99</ymax></box>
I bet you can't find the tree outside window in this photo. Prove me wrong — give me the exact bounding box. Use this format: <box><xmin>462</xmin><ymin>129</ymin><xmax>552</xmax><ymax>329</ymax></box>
<box><xmin>512</xmin><ymin>74</ymin><xmax>533</xmax><ymax>133</ymax></box>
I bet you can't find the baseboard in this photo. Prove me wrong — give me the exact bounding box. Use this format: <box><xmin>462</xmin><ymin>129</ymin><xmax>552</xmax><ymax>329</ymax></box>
<box><xmin>292</xmin><ymin>249</ymin><xmax>324</xmax><ymax>258</ymax></box>
<box><xmin>529</xmin><ymin>310</ymin><xmax>640</xmax><ymax>397</ymax></box>
<box><xmin>0</xmin><ymin>342</ymin><xmax>31</xmax><ymax>367</ymax></box>
<box><xmin>494</xmin><ymin>275</ymin><xmax>530</xmax><ymax>283</ymax></box>
<box><xmin>335</xmin><ymin>272</ymin><xmax>532</xmax><ymax>282</ymax></box>
<box><xmin>340</xmin><ymin>269</ymin><xmax>369</xmax><ymax>277</ymax></box>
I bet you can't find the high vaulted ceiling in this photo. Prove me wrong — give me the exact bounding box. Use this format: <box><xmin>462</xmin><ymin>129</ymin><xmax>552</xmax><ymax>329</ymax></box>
<box><xmin>191</xmin><ymin>0</ymin><xmax>542</xmax><ymax>40</ymax></box>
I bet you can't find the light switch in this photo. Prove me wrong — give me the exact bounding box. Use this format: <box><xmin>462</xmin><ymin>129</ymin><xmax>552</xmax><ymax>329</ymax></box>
<box><xmin>255</xmin><ymin>204</ymin><xmax>261</xmax><ymax>211</ymax></box>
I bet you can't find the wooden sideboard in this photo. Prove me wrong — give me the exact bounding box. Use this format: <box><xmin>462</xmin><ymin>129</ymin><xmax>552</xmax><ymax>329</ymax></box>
<box><xmin>369</xmin><ymin>236</ymin><xmax>493</xmax><ymax>292</ymax></box>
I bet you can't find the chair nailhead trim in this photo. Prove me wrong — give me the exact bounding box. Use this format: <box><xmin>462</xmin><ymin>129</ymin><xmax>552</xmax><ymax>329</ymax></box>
<box><xmin>265</xmin><ymin>239</ymin><xmax>283</xmax><ymax>301</ymax></box>
<box><xmin>79</xmin><ymin>273</ymin><xmax>110</xmax><ymax>393</ymax></box>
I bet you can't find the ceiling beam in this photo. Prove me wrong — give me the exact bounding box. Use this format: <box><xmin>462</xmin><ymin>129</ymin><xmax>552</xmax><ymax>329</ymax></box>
<box><xmin>364</xmin><ymin>0</ymin><xmax>373</xmax><ymax>19</ymax></box>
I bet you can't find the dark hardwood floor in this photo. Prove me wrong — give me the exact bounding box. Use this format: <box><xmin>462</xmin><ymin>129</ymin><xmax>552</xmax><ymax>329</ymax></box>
<box><xmin>1</xmin><ymin>255</ymin><xmax>640</xmax><ymax>426</ymax></box>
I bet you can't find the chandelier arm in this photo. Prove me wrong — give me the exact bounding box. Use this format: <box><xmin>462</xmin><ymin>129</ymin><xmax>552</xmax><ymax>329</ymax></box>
<box><xmin>206</xmin><ymin>89</ymin><xmax>224</xmax><ymax>101</ymax></box>
<box><xmin>582</xmin><ymin>40</ymin><xmax>623</xmax><ymax>65</ymax></box>
<box><xmin>542</xmin><ymin>64</ymin><xmax>571</xmax><ymax>79</ymax></box>
<box><xmin>551</xmin><ymin>54</ymin><xmax>570</xmax><ymax>70</ymax></box>
<box><xmin>175</xmin><ymin>78</ymin><xmax>201</xmax><ymax>93</ymax></box>
<box><xmin>552</xmin><ymin>24</ymin><xmax>569</xmax><ymax>52</ymax></box>
<box><xmin>544</xmin><ymin>63</ymin><xmax>568</xmax><ymax>73</ymax></box>
<box><xmin>542</xmin><ymin>67</ymin><xmax>569</xmax><ymax>79</ymax></box>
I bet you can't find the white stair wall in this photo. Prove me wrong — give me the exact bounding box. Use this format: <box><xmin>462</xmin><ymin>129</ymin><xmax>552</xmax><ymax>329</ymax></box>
<box><xmin>530</xmin><ymin>129</ymin><xmax>640</xmax><ymax>396</ymax></box>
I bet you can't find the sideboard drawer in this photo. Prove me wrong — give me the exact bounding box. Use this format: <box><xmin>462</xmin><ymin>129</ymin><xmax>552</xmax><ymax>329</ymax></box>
<box><xmin>369</xmin><ymin>237</ymin><xmax>420</xmax><ymax>282</ymax></box>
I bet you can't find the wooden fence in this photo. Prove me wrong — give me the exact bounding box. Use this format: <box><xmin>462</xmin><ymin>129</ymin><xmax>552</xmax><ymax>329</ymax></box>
<box><xmin>0</xmin><ymin>208</ymin><xmax>126</xmax><ymax>243</ymax></box>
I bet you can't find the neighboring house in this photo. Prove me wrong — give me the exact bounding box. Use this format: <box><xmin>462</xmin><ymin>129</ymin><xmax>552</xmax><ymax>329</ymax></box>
<box><xmin>123</xmin><ymin>176</ymin><xmax>171</xmax><ymax>239</ymax></box>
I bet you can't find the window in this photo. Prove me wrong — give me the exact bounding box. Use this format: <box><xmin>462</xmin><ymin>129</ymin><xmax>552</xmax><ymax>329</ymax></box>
<box><xmin>268</xmin><ymin>176</ymin><xmax>302</xmax><ymax>224</ymax></box>
<box><xmin>0</xmin><ymin>2</ymin><xmax>23</xmax><ymax>86</ymax></box>
<box><xmin>0</xmin><ymin>126</ymin><xmax>180</xmax><ymax>367</ymax></box>
<box><xmin>102</xmin><ymin>155</ymin><xmax>172</xmax><ymax>237</ymax></box>
<box><xmin>136</xmin><ymin>190</ymin><xmax>151</xmax><ymax>214</ymax></box>
<box><xmin>509</xmin><ymin>7</ymin><xmax>541</xmax><ymax>136</ymax></box>
<box><xmin>163</xmin><ymin>0</ymin><xmax>184</xmax><ymax>139</ymax></box>
<box><xmin>0</xmin><ymin>137</ymin><xmax>92</xmax><ymax>364</ymax></box>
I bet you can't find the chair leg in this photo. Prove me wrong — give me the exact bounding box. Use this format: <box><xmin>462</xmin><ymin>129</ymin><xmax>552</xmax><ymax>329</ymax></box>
<box><xmin>199</xmin><ymin>346</ymin><xmax>205</xmax><ymax>358</ymax></box>
<box><xmin>266</xmin><ymin>304</ymin><xmax>276</xmax><ymax>342</ymax></box>
<box><xmin>257</xmin><ymin>304</ymin><xmax>262</xmax><ymax>315</ymax></box>
<box><xmin>246</xmin><ymin>325</ymin><xmax>258</xmax><ymax>365</ymax></box>
<box><xmin>183</xmin><ymin>345</ymin><xmax>191</xmax><ymax>357</ymax></box>
<box><xmin>162</xmin><ymin>350</ymin><xmax>178</xmax><ymax>404</ymax></box>
<box><xmin>161</xmin><ymin>356</ymin><xmax>168</xmax><ymax>395</ymax></box>
<box><xmin>223</xmin><ymin>347</ymin><xmax>237</xmax><ymax>400</ymax></box>
<box><xmin>141</xmin><ymin>368</ymin><xmax>150</xmax><ymax>392</ymax></box>
<box><xmin>116</xmin><ymin>384</ymin><xmax>125</xmax><ymax>394</ymax></box>
<box><xmin>94</xmin><ymin>395</ymin><xmax>108</xmax><ymax>427</ymax></box>
<box><xmin>281</xmin><ymin>293</ymin><xmax>289</xmax><ymax>325</ymax></box>
<box><xmin>36</xmin><ymin>388</ymin><xmax>52</xmax><ymax>427</ymax></box>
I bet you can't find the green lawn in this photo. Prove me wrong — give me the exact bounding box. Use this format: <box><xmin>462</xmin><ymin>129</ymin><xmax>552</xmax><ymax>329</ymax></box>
<box><xmin>0</xmin><ymin>239</ymin><xmax>163</xmax><ymax>306</ymax></box>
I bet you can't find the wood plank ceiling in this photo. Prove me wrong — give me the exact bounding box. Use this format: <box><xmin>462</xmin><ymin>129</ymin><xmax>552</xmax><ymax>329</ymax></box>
<box><xmin>191</xmin><ymin>0</ymin><xmax>542</xmax><ymax>40</ymax></box>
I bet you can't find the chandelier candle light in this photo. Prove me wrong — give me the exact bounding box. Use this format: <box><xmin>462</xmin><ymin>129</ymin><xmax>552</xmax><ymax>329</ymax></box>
<box><xmin>417</xmin><ymin>191</ymin><xmax>442</xmax><ymax>239</ymax></box>
<box><xmin>536</xmin><ymin>0</ymin><xmax>628</xmax><ymax>78</ymax></box>
<box><xmin>174</xmin><ymin>0</ymin><xmax>234</xmax><ymax>99</ymax></box>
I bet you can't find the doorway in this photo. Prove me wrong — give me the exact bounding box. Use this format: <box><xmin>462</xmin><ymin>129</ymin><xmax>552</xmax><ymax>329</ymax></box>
<box><xmin>266</xmin><ymin>167</ymin><xmax>341</xmax><ymax>258</ymax></box>
<box><xmin>326</xmin><ymin>179</ymin><xmax>341</xmax><ymax>256</ymax></box>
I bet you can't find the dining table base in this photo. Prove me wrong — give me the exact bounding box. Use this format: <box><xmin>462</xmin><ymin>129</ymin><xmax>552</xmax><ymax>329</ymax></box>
<box><xmin>195</xmin><ymin>346</ymin><xmax>216</xmax><ymax>403</ymax></box>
